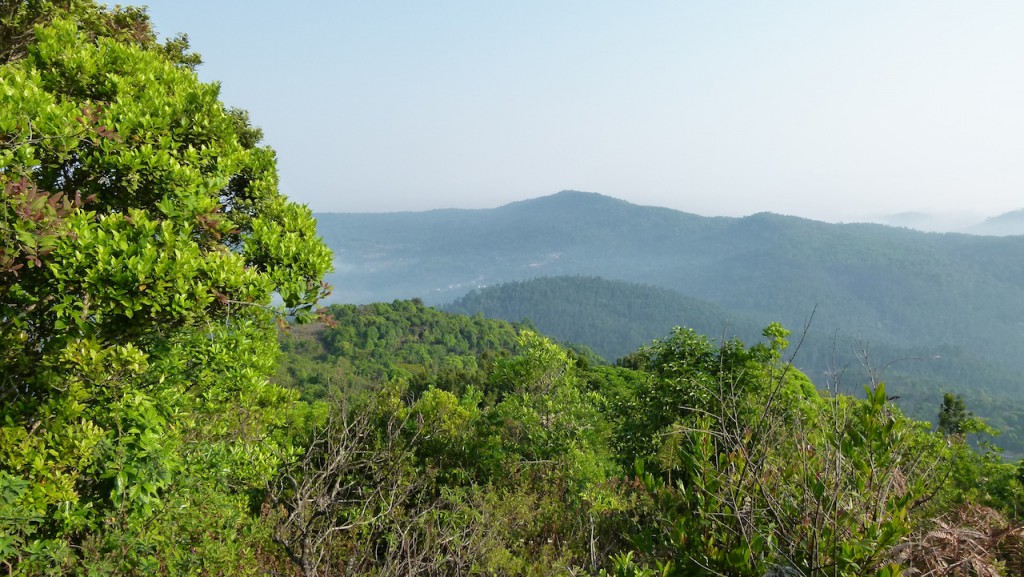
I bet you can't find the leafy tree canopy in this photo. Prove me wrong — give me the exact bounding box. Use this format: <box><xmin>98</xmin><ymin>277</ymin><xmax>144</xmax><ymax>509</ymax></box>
<box><xmin>938</xmin><ymin>392</ymin><xmax>970</xmax><ymax>436</ymax></box>
<box><xmin>0</xmin><ymin>5</ymin><xmax>331</xmax><ymax>573</ymax></box>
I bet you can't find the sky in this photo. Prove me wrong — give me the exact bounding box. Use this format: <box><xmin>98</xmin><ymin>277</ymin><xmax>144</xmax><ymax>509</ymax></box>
<box><xmin>128</xmin><ymin>1</ymin><xmax>1024</xmax><ymax>223</ymax></box>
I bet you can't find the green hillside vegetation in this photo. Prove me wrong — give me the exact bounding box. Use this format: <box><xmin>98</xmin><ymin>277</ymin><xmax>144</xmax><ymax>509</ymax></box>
<box><xmin>6</xmin><ymin>4</ymin><xmax>1024</xmax><ymax>576</ymax></box>
<box><xmin>276</xmin><ymin>299</ymin><xmax>524</xmax><ymax>401</ymax></box>
<box><xmin>268</xmin><ymin>301</ymin><xmax>1024</xmax><ymax>576</ymax></box>
<box><xmin>442</xmin><ymin>275</ymin><xmax>1024</xmax><ymax>455</ymax></box>
<box><xmin>444</xmin><ymin>276</ymin><xmax>768</xmax><ymax>361</ymax></box>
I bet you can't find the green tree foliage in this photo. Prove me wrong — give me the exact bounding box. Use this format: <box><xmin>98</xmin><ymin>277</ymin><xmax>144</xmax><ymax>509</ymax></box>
<box><xmin>599</xmin><ymin>325</ymin><xmax>950</xmax><ymax>577</ymax></box>
<box><xmin>271</xmin><ymin>329</ymin><xmax>619</xmax><ymax>576</ymax></box>
<box><xmin>610</xmin><ymin>323</ymin><xmax>811</xmax><ymax>474</ymax></box>
<box><xmin>601</xmin><ymin>326</ymin><xmax>1023</xmax><ymax>576</ymax></box>
<box><xmin>274</xmin><ymin>303</ymin><xmax>623</xmax><ymax>574</ymax></box>
<box><xmin>275</xmin><ymin>300</ymin><xmax>523</xmax><ymax>401</ymax></box>
<box><xmin>938</xmin><ymin>392</ymin><xmax>970</xmax><ymax>436</ymax></box>
<box><xmin>444</xmin><ymin>275</ymin><xmax>762</xmax><ymax>362</ymax></box>
<box><xmin>1</xmin><ymin>1</ymin><xmax>151</xmax><ymax>64</ymax></box>
<box><xmin>0</xmin><ymin>6</ymin><xmax>331</xmax><ymax>574</ymax></box>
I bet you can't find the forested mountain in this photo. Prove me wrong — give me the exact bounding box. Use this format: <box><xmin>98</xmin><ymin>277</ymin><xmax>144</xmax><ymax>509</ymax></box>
<box><xmin>317</xmin><ymin>191</ymin><xmax>1024</xmax><ymax>372</ymax></box>
<box><xmin>444</xmin><ymin>276</ymin><xmax>765</xmax><ymax>361</ymax></box>
<box><xmin>317</xmin><ymin>191</ymin><xmax>1024</xmax><ymax>443</ymax></box>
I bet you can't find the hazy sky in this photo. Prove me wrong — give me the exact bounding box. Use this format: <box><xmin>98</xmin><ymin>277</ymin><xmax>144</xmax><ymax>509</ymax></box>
<box><xmin>129</xmin><ymin>1</ymin><xmax>1024</xmax><ymax>222</ymax></box>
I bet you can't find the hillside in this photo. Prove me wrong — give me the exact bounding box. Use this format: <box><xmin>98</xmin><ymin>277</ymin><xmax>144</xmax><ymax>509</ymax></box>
<box><xmin>874</xmin><ymin>211</ymin><xmax>984</xmax><ymax>233</ymax></box>
<box><xmin>965</xmin><ymin>209</ymin><xmax>1024</xmax><ymax>236</ymax></box>
<box><xmin>276</xmin><ymin>299</ymin><xmax>524</xmax><ymax>401</ymax></box>
<box><xmin>444</xmin><ymin>276</ymin><xmax>766</xmax><ymax>361</ymax></box>
<box><xmin>267</xmin><ymin>299</ymin><xmax>1024</xmax><ymax>575</ymax></box>
<box><xmin>441</xmin><ymin>275</ymin><xmax>1024</xmax><ymax>454</ymax></box>
<box><xmin>317</xmin><ymin>191</ymin><xmax>1024</xmax><ymax>448</ymax></box>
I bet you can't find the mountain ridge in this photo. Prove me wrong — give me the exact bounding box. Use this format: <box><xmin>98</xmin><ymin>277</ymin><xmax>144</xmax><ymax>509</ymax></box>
<box><xmin>315</xmin><ymin>190</ymin><xmax>1024</xmax><ymax>375</ymax></box>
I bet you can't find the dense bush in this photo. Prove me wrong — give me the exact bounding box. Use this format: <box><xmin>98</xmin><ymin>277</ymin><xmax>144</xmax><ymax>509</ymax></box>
<box><xmin>0</xmin><ymin>4</ymin><xmax>330</xmax><ymax>573</ymax></box>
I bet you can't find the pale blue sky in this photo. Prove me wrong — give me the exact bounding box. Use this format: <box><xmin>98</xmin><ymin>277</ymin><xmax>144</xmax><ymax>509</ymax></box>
<box><xmin>129</xmin><ymin>1</ymin><xmax>1024</xmax><ymax>222</ymax></box>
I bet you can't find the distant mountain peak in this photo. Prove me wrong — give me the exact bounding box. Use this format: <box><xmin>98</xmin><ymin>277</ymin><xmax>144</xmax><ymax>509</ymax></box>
<box><xmin>984</xmin><ymin>208</ymin><xmax>1024</xmax><ymax>223</ymax></box>
<box><xmin>505</xmin><ymin>190</ymin><xmax>631</xmax><ymax>207</ymax></box>
<box><xmin>871</xmin><ymin>210</ymin><xmax>985</xmax><ymax>233</ymax></box>
<box><xmin>963</xmin><ymin>208</ymin><xmax>1024</xmax><ymax>236</ymax></box>
<box><xmin>553</xmin><ymin>189</ymin><xmax>605</xmax><ymax>197</ymax></box>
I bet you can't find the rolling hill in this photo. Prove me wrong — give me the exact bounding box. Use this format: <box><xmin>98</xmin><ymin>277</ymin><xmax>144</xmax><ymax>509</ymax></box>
<box><xmin>965</xmin><ymin>208</ymin><xmax>1024</xmax><ymax>236</ymax></box>
<box><xmin>443</xmin><ymin>276</ymin><xmax>765</xmax><ymax>362</ymax></box>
